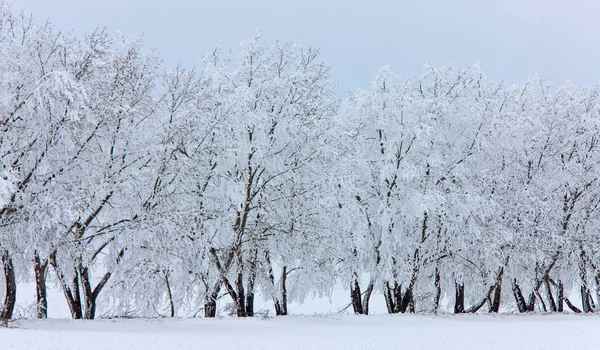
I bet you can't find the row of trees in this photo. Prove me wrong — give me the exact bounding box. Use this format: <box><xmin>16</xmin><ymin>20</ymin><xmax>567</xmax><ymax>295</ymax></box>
<box><xmin>1</xmin><ymin>6</ymin><xmax>600</xmax><ymax>319</ymax></box>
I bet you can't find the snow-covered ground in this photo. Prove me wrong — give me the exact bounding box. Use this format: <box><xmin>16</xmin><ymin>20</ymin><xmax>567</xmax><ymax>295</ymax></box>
<box><xmin>3</xmin><ymin>314</ymin><xmax>600</xmax><ymax>350</ymax></box>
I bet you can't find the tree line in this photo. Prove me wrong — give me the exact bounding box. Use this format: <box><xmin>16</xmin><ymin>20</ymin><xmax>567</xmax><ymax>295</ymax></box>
<box><xmin>1</xmin><ymin>5</ymin><xmax>600</xmax><ymax>320</ymax></box>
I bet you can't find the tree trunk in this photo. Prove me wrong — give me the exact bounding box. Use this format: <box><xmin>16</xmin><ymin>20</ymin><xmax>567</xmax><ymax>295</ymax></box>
<box><xmin>579</xmin><ymin>250</ymin><xmax>592</xmax><ymax>313</ymax></box>
<box><xmin>512</xmin><ymin>279</ymin><xmax>528</xmax><ymax>313</ymax></box>
<box><xmin>79</xmin><ymin>265</ymin><xmax>112</xmax><ymax>320</ymax></box>
<box><xmin>536</xmin><ymin>290</ymin><xmax>547</xmax><ymax>312</ymax></box>
<box><xmin>454</xmin><ymin>282</ymin><xmax>465</xmax><ymax>314</ymax></box>
<box><xmin>235</xmin><ymin>271</ymin><xmax>246</xmax><ymax>317</ymax></box>
<box><xmin>274</xmin><ymin>299</ymin><xmax>283</xmax><ymax>316</ymax></box>
<box><xmin>350</xmin><ymin>278</ymin><xmax>364</xmax><ymax>314</ymax></box>
<box><xmin>164</xmin><ymin>271</ymin><xmax>175</xmax><ymax>317</ymax></box>
<box><xmin>545</xmin><ymin>278</ymin><xmax>556</xmax><ymax>312</ymax></box>
<box><xmin>84</xmin><ymin>294</ymin><xmax>97</xmax><ymax>320</ymax></box>
<box><xmin>280</xmin><ymin>266</ymin><xmax>288</xmax><ymax>316</ymax></box>
<box><xmin>80</xmin><ymin>267</ymin><xmax>96</xmax><ymax>320</ymax></box>
<box><xmin>49</xmin><ymin>253</ymin><xmax>83</xmax><ymax>319</ymax></box>
<box><xmin>526</xmin><ymin>291</ymin><xmax>536</xmax><ymax>312</ymax></box>
<box><xmin>204</xmin><ymin>282</ymin><xmax>220</xmax><ymax>318</ymax></box>
<box><xmin>384</xmin><ymin>281</ymin><xmax>395</xmax><ymax>314</ymax></box>
<box><xmin>557</xmin><ymin>280</ymin><xmax>564</xmax><ymax>312</ymax></box>
<box><xmin>581</xmin><ymin>285</ymin><xmax>593</xmax><ymax>313</ymax></box>
<box><xmin>245</xmin><ymin>281</ymin><xmax>255</xmax><ymax>318</ymax></box>
<box><xmin>399</xmin><ymin>286</ymin><xmax>413</xmax><ymax>313</ymax></box>
<box><xmin>264</xmin><ymin>252</ymin><xmax>281</xmax><ymax>315</ymax></box>
<box><xmin>362</xmin><ymin>280</ymin><xmax>374</xmax><ymax>315</ymax></box>
<box><xmin>565</xmin><ymin>297</ymin><xmax>582</xmax><ymax>313</ymax></box>
<box><xmin>434</xmin><ymin>267</ymin><xmax>441</xmax><ymax>313</ymax></box>
<box><xmin>34</xmin><ymin>252</ymin><xmax>48</xmax><ymax>319</ymax></box>
<box><xmin>489</xmin><ymin>278</ymin><xmax>502</xmax><ymax>313</ymax></box>
<box><xmin>394</xmin><ymin>282</ymin><xmax>402</xmax><ymax>313</ymax></box>
<box><xmin>245</xmin><ymin>250</ymin><xmax>258</xmax><ymax>317</ymax></box>
<box><xmin>595</xmin><ymin>275</ymin><xmax>600</xmax><ymax>310</ymax></box>
<box><xmin>399</xmin><ymin>248</ymin><xmax>421</xmax><ymax>314</ymax></box>
<box><xmin>67</xmin><ymin>272</ymin><xmax>83</xmax><ymax>319</ymax></box>
<box><xmin>0</xmin><ymin>251</ymin><xmax>16</xmax><ymax>320</ymax></box>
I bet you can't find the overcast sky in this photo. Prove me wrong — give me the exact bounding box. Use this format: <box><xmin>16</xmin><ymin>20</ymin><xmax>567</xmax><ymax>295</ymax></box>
<box><xmin>13</xmin><ymin>0</ymin><xmax>600</xmax><ymax>94</ymax></box>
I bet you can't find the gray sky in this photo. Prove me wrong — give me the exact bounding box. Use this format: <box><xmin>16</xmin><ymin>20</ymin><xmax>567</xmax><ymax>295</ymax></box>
<box><xmin>13</xmin><ymin>0</ymin><xmax>600</xmax><ymax>94</ymax></box>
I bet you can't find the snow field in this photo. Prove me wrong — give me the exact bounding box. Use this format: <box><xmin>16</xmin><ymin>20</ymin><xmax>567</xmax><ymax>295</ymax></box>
<box><xmin>3</xmin><ymin>314</ymin><xmax>600</xmax><ymax>350</ymax></box>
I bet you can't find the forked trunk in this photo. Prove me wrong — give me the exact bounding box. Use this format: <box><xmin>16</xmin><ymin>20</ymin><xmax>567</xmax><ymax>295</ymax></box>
<box><xmin>49</xmin><ymin>252</ymin><xmax>83</xmax><ymax>319</ymax></box>
<box><xmin>68</xmin><ymin>272</ymin><xmax>83</xmax><ymax>319</ymax></box>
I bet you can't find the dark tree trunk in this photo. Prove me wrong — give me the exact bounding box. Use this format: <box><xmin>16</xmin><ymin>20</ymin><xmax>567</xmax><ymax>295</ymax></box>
<box><xmin>69</xmin><ymin>272</ymin><xmax>83</xmax><ymax>319</ymax></box>
<box><xmin>399</xmin><ymin>286</ymin><xmax>413</xmax><ymax>313</ymax></box>
<box><xmin>581</xmin><ymin>285</ymin><xmax>593</xmax><ymax>313</ymax></box>
<box><xmin>526</xmin><ymin>291</ymin><xmax>536</xmax><ymax>312</ymax></box>
<box><xmin>204</xmin><ymin>282</ymin><xmax>220</xmax><ymax>318</ymax></box>
<box><xmin>383</xmin><ymin>281</ymin><xmax>414</xmax><ymax>314</ymax></box>
<box><xmin>536</xmin><ymin>290</ymin><xmax>547</xmax><ymax>312</ymax></box>
<box><xmin>79</xmin><ymin>265</ymin><xmax>112</xmax><ymax>320</ymax></box>
<box><xmin>557</xmin><ymin>280</ymin><xmax>564</xmax><ymax>312</ymax></box>
<box><xmin>66</xmin><ymin>271</ymin><xmax>83</xmax><ymax>319</ymax></box>
<box><xmin>235</xmin><ymin>271</ymin><xmax>246</xmax><ymax>317</ymax></box>
<box><xmin>350</xmin><ymin>278</ymin><xmax>364</xmax><ymax>314</ymax></box>
<box><xmin>84</xmin><ymin>295</ymin><xmax>97</xmax><ymax>320</ymax></box>
<box><xmin>565</xmin><ymin>297</ymin><xmax>582</xmax><ymax>313</ymax></box>
<box><xmin>545</xmin><ymin>278</ymin><xmax>557</xmax><ymax>312</ymax></box>
<box><xmin>280</xmin><ymin>266</ymin><xmax>288</xmax><ymax>315</ymax></box>
<box><xmin>245</xmin><ymin>250</ymin><xmax>258</xmax><ymax>317</ymax></box>
<box><xmin>245</xmin><ymin>287</ymin><xmax>255</xmax><ymax>317</ymax></box>
<box><xmin>362</xmin><ymin>281</ymin><xmax>374</xmax><ymax>315</ymax></box>
<box><xmin>595</xmin><ymin>275</ymin><xmax>600</xmax><ymax>310</ymax></box>
<box><xmin>409</xmin><ymin>296</ymin><xmax>415</xmax><ymax>313</ymax></box>
<box><xmin>50</xmin><ymin>253</ymin><xmax>83</xmax><ymax>319</ymax></box>
<box><xmin>34</xmin><ymin>252</ymin><xmax>48</xmax><ymax>319</ymax></box>
<box><xmin>579</xmin><ymin>250</ymin><xmax>593</xmax><ymax>313</ymax></box>
<box><xmin>265</xmin><ymin>252</ymin><xmax>282</xmax><ymax>316</ymax></box>
<box><xmin>164</xmin><ymin>271</ymin><xmax>175</xmax><ymax>317</ymax></box>
<box><xmin>454</xmin><ymin>282</ymin><xmax>465</xmax><ymax>314</ymax></box>
<box><xmin>512</xmin><ymin>280</ymin><xmax>524</xmax><ymax>313</ymax></box>
<box><xmin>80</xmin><ymin>267</ymin><xmax>96</xmax><ymax>320</ymax></box>
<box><xmin>0</xmin><ymin>252</ymin><xmax>16</xmax><ymax>320</ymax></box>
<box><xmin>384</xmin><ymin>281</ymin><xmax>395</xmax><ymax>314</ymax></box>
<box><xmin>490</xmin><ymin>278</ymin><xmax>502</xmax><ymax>313</ymax></box>
<box><xmin>274</xmin><ymin>300</ymin><xmax>282</xmax><ymax>316</ymax></box>
<box><xmin>589</xmin><ymin>291</ymin><xmax>597</xmax><ymax>310</ymax></box>
<box><xmin>434</xmin><ymin>267</ymin><xmax>441</xmax><ymax>313</ymax></box>
<box><xmin>394</xmin><ymin>283</ymin><xmax>402</xmax><ymax>313</ymax></box>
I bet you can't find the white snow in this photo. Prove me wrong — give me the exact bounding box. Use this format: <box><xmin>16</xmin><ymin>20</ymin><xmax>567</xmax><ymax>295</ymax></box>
<box><xmin>2</xmin><ymin>314</ymin><xmax>600</xmax><ymax>350</ymax></box>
